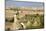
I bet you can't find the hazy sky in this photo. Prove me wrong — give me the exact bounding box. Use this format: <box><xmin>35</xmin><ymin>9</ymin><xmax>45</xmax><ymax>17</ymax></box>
<box><xmin>5</xmin><ymin>0</ymin><xmax>44</xmax><ymax>8</ymax></box>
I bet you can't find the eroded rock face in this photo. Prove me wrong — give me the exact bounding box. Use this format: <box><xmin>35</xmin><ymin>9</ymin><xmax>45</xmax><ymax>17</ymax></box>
<box><xmin>13</xmin><ymin>14</ymin><xmax>44</xmax><ymax>29</ymax></box>
<box><xmin>13</xmin><ymin>15</ymin><xmax>26</xmax><ymax>30</ymax></box>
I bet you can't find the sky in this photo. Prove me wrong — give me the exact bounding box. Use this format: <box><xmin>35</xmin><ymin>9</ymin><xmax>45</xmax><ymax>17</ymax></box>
<box><xmin>5</xmin><ymin>0</ymin><xmax>44</xmax><ymax>8</ymax></box>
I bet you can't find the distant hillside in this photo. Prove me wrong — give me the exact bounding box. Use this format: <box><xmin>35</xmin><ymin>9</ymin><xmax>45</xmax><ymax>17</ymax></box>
<box><xmin>5</xmin><ymin>7</ymin><xmax>44</xmax><ymax>21</ymax></box>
